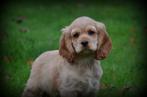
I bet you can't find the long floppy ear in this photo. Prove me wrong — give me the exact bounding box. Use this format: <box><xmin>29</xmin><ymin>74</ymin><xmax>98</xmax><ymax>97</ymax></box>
<box><xmin>59</xmin><ymin>26</ymin><xmax>75</xmax><ymax>63</ymax></box>
<box><xmin>95</xmin><ymin>22</ymin><xmax>112</xmax><ymax>60</ymax></box>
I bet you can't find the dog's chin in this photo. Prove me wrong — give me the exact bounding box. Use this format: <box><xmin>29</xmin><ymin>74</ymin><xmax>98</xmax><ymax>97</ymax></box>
<box><xmin>78</xmin><ymin>48</ymin><xmax>95</xmax><ymax>55</ymax></box>
<box><xmin>75</xmin><ymin>45</ymin><xmax>97</xmax><ymax>54</ymax></box>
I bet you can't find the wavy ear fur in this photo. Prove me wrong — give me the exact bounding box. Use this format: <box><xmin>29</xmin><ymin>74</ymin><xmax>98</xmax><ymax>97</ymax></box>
<box><xmin>95</xmin><ymin>22</ymin><xmax>112</xmax><ymax>60</ymax></box>
<box><xmin>59</xmin><ymin>27</ymin><xmax>75</xmax><ymax>63</ymax></box>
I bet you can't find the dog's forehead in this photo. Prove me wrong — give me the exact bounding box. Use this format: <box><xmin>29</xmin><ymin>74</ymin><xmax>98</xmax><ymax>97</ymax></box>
<box><xmin>70</xmin><ymin>16</ymin><xmax>96</xmax><ymax>28</ymax></box>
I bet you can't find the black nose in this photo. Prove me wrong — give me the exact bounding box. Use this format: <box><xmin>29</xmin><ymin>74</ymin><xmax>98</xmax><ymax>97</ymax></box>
<box><xmin>81</xmin><ymin>41</ymin><xmax>88</xmax><ymax>47</ymax></box>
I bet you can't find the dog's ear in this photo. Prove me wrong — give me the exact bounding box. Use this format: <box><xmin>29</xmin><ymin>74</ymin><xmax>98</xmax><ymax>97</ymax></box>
<box><xmin>95</xmin><ymin>22</ymin><xmax>112</xmax><ymax>60</ymax></box>
<box><xmin>59</xmin><ymin>26</ymin><xmax>75</xmax><ymax>63</ymax></box>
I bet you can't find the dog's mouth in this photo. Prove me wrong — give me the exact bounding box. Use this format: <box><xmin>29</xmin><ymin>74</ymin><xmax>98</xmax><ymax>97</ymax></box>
<box><xmin>74</xmin><ymin>42</ymin><xmax>97</xmax><ymax>54</ymax></box>
<box><xmin>80</xmin><ymin>48</ymin><xmax>94</xmax><ymax>54</ymax></box>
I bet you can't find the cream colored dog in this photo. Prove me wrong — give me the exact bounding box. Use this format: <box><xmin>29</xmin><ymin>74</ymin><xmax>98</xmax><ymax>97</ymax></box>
<box><xmin>22</xmin><ymin>16</ymin><xmax>112</xmax><ymax>97</ymax></box>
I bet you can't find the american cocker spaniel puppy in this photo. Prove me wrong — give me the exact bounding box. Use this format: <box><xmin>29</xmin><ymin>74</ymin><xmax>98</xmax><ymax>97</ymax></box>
<box><xmin>22</xmin><ymin>16</ymin><xmax>112</xmax><ymax>97</ymax></box>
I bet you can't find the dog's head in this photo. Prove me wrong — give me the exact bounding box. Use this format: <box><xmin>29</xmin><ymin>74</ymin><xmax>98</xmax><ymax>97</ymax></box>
<box><xmin>59</xmin><ymin>16</ymin><xmax>112</xmax><ymax>63</ymax></box>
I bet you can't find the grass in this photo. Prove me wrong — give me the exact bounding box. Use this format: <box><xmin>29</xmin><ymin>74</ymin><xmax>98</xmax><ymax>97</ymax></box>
<box><xmin>0</xmin><ymin>1</ymin><xmax>145</xmax><ymax>97</ymax></box>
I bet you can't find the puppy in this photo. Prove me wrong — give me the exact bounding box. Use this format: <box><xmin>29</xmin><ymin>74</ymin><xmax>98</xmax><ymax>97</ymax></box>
<box><xmin>22</xmin><ymin>16</ymin><xmax>112</xmax><ymax>97</ymax></box>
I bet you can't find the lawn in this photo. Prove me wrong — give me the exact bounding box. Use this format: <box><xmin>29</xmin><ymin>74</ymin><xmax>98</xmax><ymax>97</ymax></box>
<box><xmin>0</xmin><ymin>0</ymin><xmax>145</xmax><ymax>97</ymax></box>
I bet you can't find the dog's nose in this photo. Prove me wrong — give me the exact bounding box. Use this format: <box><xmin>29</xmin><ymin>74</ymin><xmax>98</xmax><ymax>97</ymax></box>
<box><xmin>81</xmin><ymin>41</ymin><xmax>88</xmax><ymax>47</ymax></box>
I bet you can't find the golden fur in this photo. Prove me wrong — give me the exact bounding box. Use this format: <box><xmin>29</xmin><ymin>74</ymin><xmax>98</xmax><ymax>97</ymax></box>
<box><xmin>22</xmin><ymin>16</ymin><xmax>112</xmax><ymax>97</ymax></box>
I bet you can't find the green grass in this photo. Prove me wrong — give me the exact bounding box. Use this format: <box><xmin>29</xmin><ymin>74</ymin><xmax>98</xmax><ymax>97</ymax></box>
<box><xmin>0</xmin><ymin>1</ymin><xmax>145</xmax><ymax>97</ymax></box>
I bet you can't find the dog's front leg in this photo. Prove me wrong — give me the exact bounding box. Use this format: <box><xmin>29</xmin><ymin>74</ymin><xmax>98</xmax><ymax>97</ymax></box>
<box><xmin>59</xmin><ymin>90</ymin><xmax>78</xmax><ymax>97</ymax></box>
<box><xmin>22</xmin><ymin>87</ymin><xmax>41</xmax><ymax>97</ymax></box>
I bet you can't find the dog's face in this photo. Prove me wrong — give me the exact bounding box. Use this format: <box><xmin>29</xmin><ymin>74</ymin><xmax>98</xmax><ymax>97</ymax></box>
<box><xmin>71</xmin><ymin>25</ymin><xmax>98</xmax><ymax>53</ymax></box>
<box><xmin>59</xmin><ymin>16</ymin><xmax>112</xmax><ymax>62</ymax></box>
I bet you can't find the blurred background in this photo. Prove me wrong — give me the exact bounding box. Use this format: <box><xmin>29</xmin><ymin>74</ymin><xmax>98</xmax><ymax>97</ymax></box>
<box><xmin>0</xmin><ymin>0</ymin><xmax>146</xmax><ymax>97</ymax></box>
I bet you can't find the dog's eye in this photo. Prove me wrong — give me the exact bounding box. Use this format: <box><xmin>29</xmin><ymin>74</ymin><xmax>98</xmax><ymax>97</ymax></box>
<box><xmin>88</xmin><ymin>31</ymin><xmax>95</xmax><ymax>35</ymax></box>
<box><xmin>73</xmin><ymin>33</ymin><xmax>79</xmax><ymax>38</ymax></box>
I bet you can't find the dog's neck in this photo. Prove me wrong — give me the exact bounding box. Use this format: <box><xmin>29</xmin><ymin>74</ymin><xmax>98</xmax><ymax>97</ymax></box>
<box><xmin>73</xmin><ymin>53</ymin><xmax>95</xmax><ymax>66</ymax></box>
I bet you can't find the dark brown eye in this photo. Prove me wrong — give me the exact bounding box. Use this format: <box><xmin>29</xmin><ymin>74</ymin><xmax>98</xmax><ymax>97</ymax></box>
<box><xmin>73</xmin><ymin>33</ymin><xmax>79</xmax><ymax>38</ymax></box>
<box><xmin>88</xmin><ymin>31</ymin><xmax>95</xmax><ymax>35</ymax></box>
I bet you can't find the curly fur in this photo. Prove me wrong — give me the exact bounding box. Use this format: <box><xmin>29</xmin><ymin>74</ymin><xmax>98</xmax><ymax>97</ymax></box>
<box><xmin>22</xmin><ymin>16</ymin><xmax>112</xmax><ymax>97</ymax></box>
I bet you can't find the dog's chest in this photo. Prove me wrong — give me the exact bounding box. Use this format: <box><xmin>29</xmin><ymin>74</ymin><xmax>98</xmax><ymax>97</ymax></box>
<box><xmin>59</xmin><ymin>65</ymin><xmax>100</xmax><ymax>92</ymax></box>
